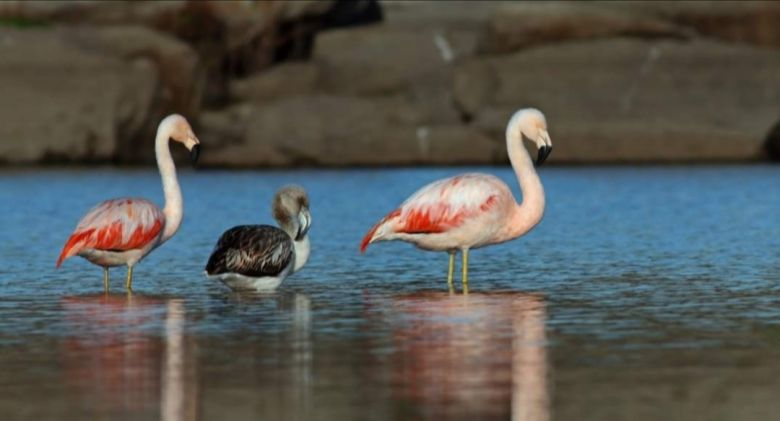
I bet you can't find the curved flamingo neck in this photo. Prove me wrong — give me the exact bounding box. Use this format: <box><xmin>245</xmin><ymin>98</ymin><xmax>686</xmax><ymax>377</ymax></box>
<box><xmin>293</xmin><ymin>236</ymin><xmax>310</xmax><ymax>272</ymax></box>
<box><xmin>504</xmin><ymin>126</ymin><xmax>545</xmax><ymax>241</ymax></box>
<box><xmin>155</xmin><ymin>121</ymin><xmax>183</xmax><ymax>243</ymax></box>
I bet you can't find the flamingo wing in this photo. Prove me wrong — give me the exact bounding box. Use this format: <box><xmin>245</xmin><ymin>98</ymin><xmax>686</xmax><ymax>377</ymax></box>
<box><xmin>57</xmin><ymin>198</ymin><xmax>164</xmax><ymax>267</ymax></box>
<box><xmin>361</xmin><ymin>174</ymin><xmax>504</xmax><ymax>252</ymax></box>
<box><xmin>205</xmin><ymin>225</ymin><xmax>293</xmax><ymax>277</ymax></box>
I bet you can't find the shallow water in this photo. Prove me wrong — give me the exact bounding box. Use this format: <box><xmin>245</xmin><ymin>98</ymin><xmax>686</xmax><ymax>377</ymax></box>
<box><xmin>1</xmin><ymin>166</ymin><xmax>780</xmax><ymax>420</ymax></box>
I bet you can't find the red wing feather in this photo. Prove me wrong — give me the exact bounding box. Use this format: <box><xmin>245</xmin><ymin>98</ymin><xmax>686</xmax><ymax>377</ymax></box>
<box><xmin>360</xmin><ymin>209</ymin><xmax>400</xmax><ymax>253</ymax></box>
<box><xmin>56</xmin><ymin>199</ymin><xmax>164</xmax><ymax>267</ymax></box>
<box><xmin>360</xmin><ymin>173</ymin><xmax>503</xmax><ymax>253</ymax></box>
<box><xmin>399</xmin><ymin>204</ymin><xmax>465</xmax><ymax>234</ymax></box>
<box><xmin>56</xmin><ymin>230</ymin><xmax>95</xmax><ymax>268</ymax></box>
<box><xmin>360</xmin><ymin>203</ymin><xmax>472</xmax><ymax>253</ymax></box>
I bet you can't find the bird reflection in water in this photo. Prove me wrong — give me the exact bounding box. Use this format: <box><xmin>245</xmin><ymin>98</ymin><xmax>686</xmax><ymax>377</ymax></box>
<box><xmin>384</xmin><ymin>291</ymin><xmax>548</xmax><ymax>421</ymax></box>
<box><xmin>290</xmin><ymin>294</ymin><xmax>313</xmax><ymax>411</ymax></box>
<box><xmin>214</xmin><ymin>291</ymin><xmax>314</xmax><ymax>419</ymax></box>
<box><xmin>60</xmin><ymin>294</ymin><xmax>197</xmax><ymax>421</ymax></box>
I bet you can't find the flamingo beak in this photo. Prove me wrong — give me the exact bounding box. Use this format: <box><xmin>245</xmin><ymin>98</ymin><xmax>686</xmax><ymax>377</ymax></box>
<box><xmin>537</xmin><ymin>145</ymin><xmax>552</xmax><ymax>166</ymax></box>
<box><xmin>190</xmin><ymin>143</ymin><xmax>201</xmax><ymax>165</ymax></box>
<box><xmin>536</xmin><ymin>129</ymin><xmax>552</xmax><ymax>165</ymax></box>
<box><xmin>296</xmin><ymin>207</ymin><xmax>311</xmax><ymax>241</ymax></box>
<box><xmin>184</xmin><ymin>132</ymin><xmax>201</xmax><ymax>165</ymax></box>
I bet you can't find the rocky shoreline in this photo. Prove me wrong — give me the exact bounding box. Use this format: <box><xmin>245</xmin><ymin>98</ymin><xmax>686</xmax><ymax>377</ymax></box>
<box><xmin>1</xmin><ymin>1</ymin><xmax>779</xmax><ymax>167</ymax></box>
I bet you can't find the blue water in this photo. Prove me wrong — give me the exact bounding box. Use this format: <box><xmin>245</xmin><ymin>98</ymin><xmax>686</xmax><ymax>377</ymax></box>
<box><xmin>1</xmin><ymin>166</ymin><xmax>780</xmax><ymax>420</ymax></box>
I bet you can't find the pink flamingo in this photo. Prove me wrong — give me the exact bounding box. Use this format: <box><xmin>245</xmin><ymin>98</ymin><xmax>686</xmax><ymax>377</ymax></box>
<box><xmin>56</xmin><ymin>114</ymin><xmax>201</xmax><ymax>292</ymax></box>
<box><xmin>360</xmin><ymin>108</ymin><xmax>552</xmax><ymax>291</ymax></box>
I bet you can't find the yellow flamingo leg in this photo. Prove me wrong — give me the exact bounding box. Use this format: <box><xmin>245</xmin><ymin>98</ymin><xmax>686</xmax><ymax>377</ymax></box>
<box><xmin>125</xmin><ymin>266</ymin><xmax>134</xmax><ymax>292</ymax></box>
<box><xmin>103</xmin><ymin>267</ymin><xmax>109</xmax><ymax>293</ymax></box>
<box><xmin>447</xmin><ymin>251</ymin><xmax>456</xmax><ymax>293</ymax></box>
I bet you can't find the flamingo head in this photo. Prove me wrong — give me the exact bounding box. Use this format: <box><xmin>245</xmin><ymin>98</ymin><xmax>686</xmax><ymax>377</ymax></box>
<box><xmin>273</xmin><ymin>185</ymin><xmax>311</xmax><ymax>241</ymax></box>
<box><xmin>508</xmin><ymin>108</ymin><xmax>553</xmax><ymax>166</ymax></box>
<box><xmin>164</xmin><ymin>114</ymin><xmax>201</xmax><ymax>164</ymax></box>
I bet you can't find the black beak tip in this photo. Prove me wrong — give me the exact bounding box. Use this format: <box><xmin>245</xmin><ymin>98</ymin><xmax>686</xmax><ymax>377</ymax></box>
<box><xmin>190</xmin><ymin>144</ymin><xmax>201</xmax><ymax>165</ymax></box>
<box><xmin>536</xmin><ymin>146</ymin><xmax>552</xmax><ymax>166</ymax></box>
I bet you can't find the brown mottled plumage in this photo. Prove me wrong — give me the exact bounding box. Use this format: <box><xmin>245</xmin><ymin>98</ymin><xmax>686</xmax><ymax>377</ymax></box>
<box><xmin>205</xmin><ymin>225</ymin><xmax>293</xmax><ymax>277</ymax></box>
<box><xmin>205</xmin><ymin>185</ymin><xmax>312</xmax><ymax>290</ymax></box>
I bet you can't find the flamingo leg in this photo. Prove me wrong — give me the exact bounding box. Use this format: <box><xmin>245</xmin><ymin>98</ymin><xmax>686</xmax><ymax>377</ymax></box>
<box><xmin>125</xmin><ymin>266</ymin><xmax>134</xmax><ymax>291</ymax></box>
<box><xmin>447</xmin><ymin>251</ymin><xmax>455</xmax><ymax>292</ymax></box>
<box><xmin>103</xmin><ymin>267</ymin><xmax>109</xmax><ymax>293</ymax></box>
<box><xmin>461</xmin><ymin>248</ymin><xmax>469</xmax><ymax>294</ymax></box>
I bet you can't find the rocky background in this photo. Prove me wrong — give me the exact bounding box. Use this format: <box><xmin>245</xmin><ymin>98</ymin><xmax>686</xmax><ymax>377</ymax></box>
<box><xmin>1</xmin><ymin>0</ymin><xmax>779</xmax><ymax>167</ymax></box>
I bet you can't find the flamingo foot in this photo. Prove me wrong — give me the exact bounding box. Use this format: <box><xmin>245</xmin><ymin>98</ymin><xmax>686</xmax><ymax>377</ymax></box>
<box><xmin>125</xmin><ymin>266</ymin><xmax>134</xmax><ymax>292</ymax></box>
<box><xmin>103</xmin><ymin>267</ymin><xmax>109</xmax><ymax>293</ymax></box>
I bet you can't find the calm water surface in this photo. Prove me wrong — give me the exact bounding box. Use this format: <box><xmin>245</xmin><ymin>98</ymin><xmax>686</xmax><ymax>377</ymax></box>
<box><xmin>1</xmin><ymin>166</ymin><xmax>780</xmax><ymax>420</ymax></box>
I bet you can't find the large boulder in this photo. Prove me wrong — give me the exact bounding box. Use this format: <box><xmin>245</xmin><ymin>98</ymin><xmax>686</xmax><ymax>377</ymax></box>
<box><xmin>0</xmin><ymin>1</ymin><xmax>331</xmax><ymax>43</ymax></box>
<box><xmin>458</xmin><ymin>38</ymin><xmax>780</xmax><ymax>163</ymax></box>
<box><xmin>0</xmin><ymin>1</ymin><xmax>184</xmax><ymax>27</ymax></box>
<box><xmin>478</xmin><ymin>1</ymin><xmax>780</xmax><ymax>54</ymax></box>
<box><xmin>313</xmin><ymin>25</ymin><xmax>474</xmax><ymax>125</ymax></box>
<box><xmin>65</xmin><ymin>25</ymin><xmax>203</xmax><ymax>163</ymax></box>
<box><xmin>67</xmin><ymin>25</ymin><xmax>201</xmax><ymax>114</ymax></box>
<box><xmin>199</xmin><ymin>95</ymin><xmax>500</xmax><ymax>167</ymax></box>
<box><xmin>615</xmin><ymin>1</ymin><xmax>780</xmax><ymax>48</ymax></box>
<box><xmin>0</xmin><ymin>28</ymin><xmax>157</xmax><ymax>164</ymax></box>
<box><xmin>5</xmin><ymin>1</ymin><xmax>779</xmax><ymax>167</ymax></box>
<box><xmin>380</xmin><ymin>0</ymin><xmax>497</xmax><ymax>32</ymax></box>
<box><xmin>229</xmin><ymin>62</ymin><xmax>320</xmax><ymax>103</ymax></box>
<box><xmin>188</xmin><ymin>0</ymin><xmax>334</xmax><ymax>51</ymax></box>
<box><xmin>314</xmin><ymin>26</ymin><xmax>469</xmax><ymax>95</ymax></box>
<box><xmin>0</xmin><ymin>1</ymin><xmax>341</xmax><ymax>104</ymax></box>
<box><xmin>480</xmin><ymin>2</ymin><xmax>689</xmax><ymax>54</ymax></box>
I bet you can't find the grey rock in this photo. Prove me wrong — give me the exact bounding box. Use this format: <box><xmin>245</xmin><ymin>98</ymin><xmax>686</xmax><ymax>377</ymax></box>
<box><xmin>66</xmin><ymin>25</ymin><xmax>203</xmax><ymax>163</ymax></box>
<box><xmin>0</xmin><ymin>1</ymin><xmax>184</xmax><ymax>26</ymax></box>
<box><xmin>313</xmin><ymin>25</ymin><xmax>471</xmax><ymax>126</ymax></box>
<box><xmin>0</xmin><ymin>28</ymin><xmax>157</xmax><ymax>164</ymax></box>
<box><xmin>453</xmin><ymin>59</ymin><xmax>498</xmax><ymax>117</ymax></box>
<box><xmin>229</xmin><ymin>62</ymin><xmax>320</xmax><ymax>102</ymax></box>
<box><xmin>199</xmin><ymin>95</ymin><xmax>497</xmax><ymax>167</ymax></box>
<box><xmin>4</xmin><ymin>1</ymin><xmax>780</xmax><ymax>166</ymax></box>
<box><xmin>314</xmin><ymin>26</ymin><xmax>476</xmax><ymax>95</ymax></box>
<box><xmin>481</xmin><ymin>2</ymin><xmax>689</xmax><ymax>54</ymax></box>
<box><xmin>616</xmin><ymin>1</ymin><xmax>780</xmax><ymax>47</ymax></box>
<box><xmin>198</xmin><ymin>106</ymin><xmax>250</xmax><ymax>150</ymax></box>
<box><xmin>467</xmin><ymin>38</ymin><xmax>780</xmax><ymax>163</ymax></box>
<box><xmin>68</xmin><ymin>25</ymin><xmax>202</xmax><ymax>115</ymax></box>
<box><xmin>381</xmin><ymin>0</ymin><xmax>497</xmax><ymax>32</ymax></box>
<box><xmin>416</xmin><ymin>125</ymin><xmax>503</xmax><ymax>164</ymax></box>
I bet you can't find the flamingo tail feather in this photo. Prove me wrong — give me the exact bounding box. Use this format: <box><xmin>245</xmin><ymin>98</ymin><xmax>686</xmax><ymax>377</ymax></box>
<box><xmin>56</xmin><ymin>229</ymin><xmax>94</xmax><ymax>268</ymax></box>
<box><xmin>360</xmin><ymin>209</ymin><xmax>400</xmax><ymax>253</ymax></box>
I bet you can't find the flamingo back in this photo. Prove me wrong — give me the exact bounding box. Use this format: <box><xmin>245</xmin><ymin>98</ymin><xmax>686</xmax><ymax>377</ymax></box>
<box><xmin>57</xmin><ymin>198</ymin><xmax>164</xmax><ymax>267</ymax></box>
<box><xmin>361</xmin><ymin>174</ymin><xmax>510</xmax><ymax>252</ymax></box>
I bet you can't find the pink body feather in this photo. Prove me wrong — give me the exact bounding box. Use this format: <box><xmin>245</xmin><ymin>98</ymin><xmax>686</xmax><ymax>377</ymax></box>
<box><xmin>361</xmin><ymin>174</ymin><xmax>513</xmax><ymax>253</ymax></box>
<box><xmin>57</xmin><ymin>198</ymin><xmax>164</xmax><ymax>267</ymax></box>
